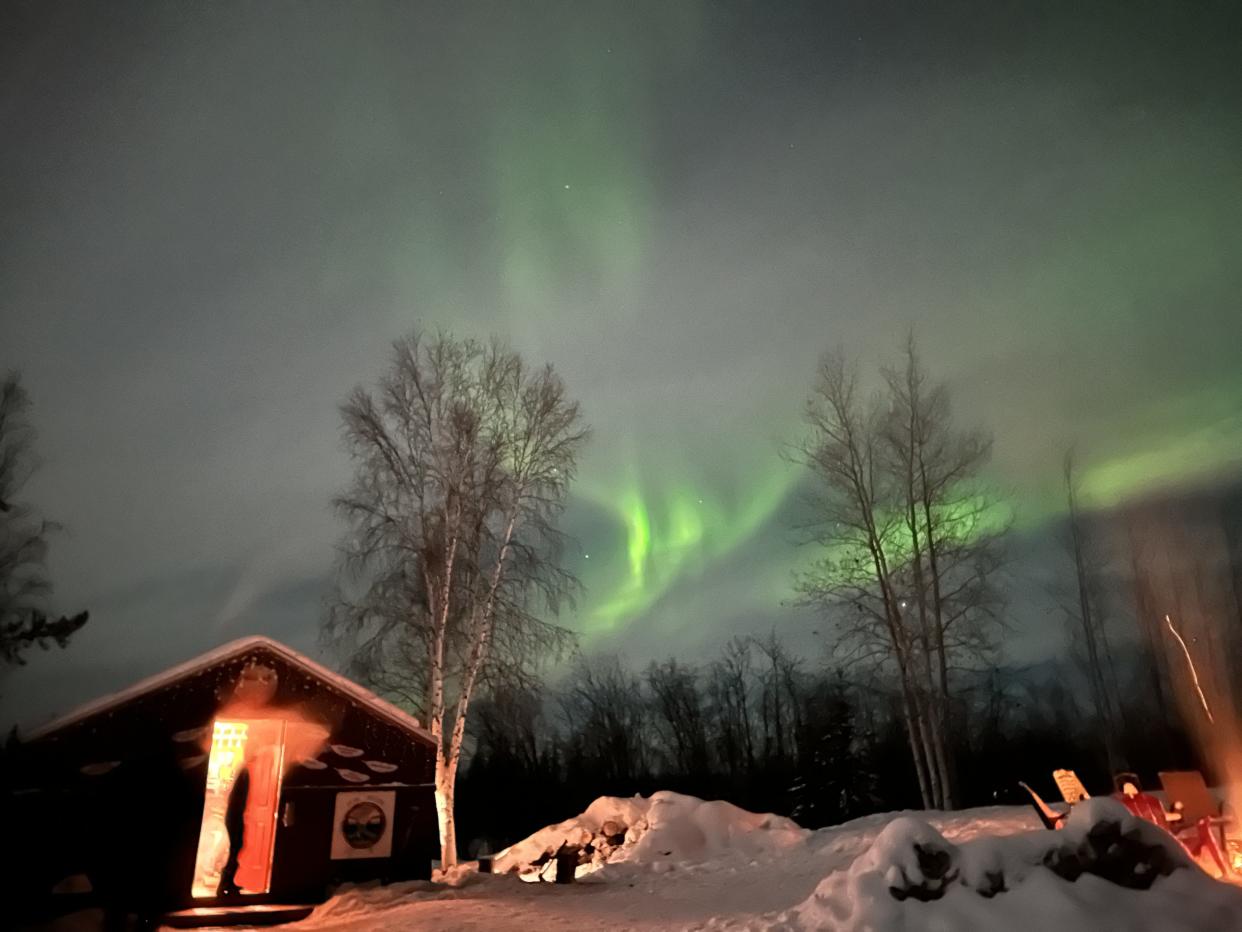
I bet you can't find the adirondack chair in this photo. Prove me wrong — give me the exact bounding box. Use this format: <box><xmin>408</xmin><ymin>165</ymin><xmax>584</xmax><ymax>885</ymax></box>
<box><xmin>1114</xmin><ymin>773</ymin><xmax>1175</xmax><ymax>832</ymax></box>
<box><xmin>1018</xmin><ymin>769</ymin><xmax>1093</xmax><ymax>830</ymax></box>
<box><xmin>1018</xmin><ymin>781</ymin><xmax>1069</xmax><ymax>830</ymax></box>
<box><xmin>1158</xmin><ymin>770</ymin><xmax>1232</xmax><ymax>876</ymax></box>
<box><xmin>1052</xmin><ymin>768</ymin><xmax>1091</xmax><ymax>804</ymax></box>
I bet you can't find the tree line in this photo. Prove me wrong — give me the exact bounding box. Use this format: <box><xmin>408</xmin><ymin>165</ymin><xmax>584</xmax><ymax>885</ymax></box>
<box><xmin>326</xmin><ymin>328</ymin><xmax>1240</xmax><ymax>863</ymax></box>
<box><xmin>6</xmin><ymin>325</ymin><xmax>1239</xmax><ymax>868</ymax></box>
<box><xmin>454</xmin><ymin>623</ymin><xmax>1216</xmax><ymax>853</ymax></box>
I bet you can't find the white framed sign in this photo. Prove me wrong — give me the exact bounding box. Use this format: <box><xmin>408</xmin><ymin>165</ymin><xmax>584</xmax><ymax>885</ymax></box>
<box><xmin>331</xmin><ymin>789</ymin><xmax>396</xmax><ymax>859</ymax></box>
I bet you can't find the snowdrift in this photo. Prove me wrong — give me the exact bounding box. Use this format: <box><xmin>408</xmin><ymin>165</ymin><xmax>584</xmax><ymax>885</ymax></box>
<box><xmin>299</xmin><ymin>794</ymin><xmax>1242</xmax><ymax>931</ymax></box>
<box><xmin>492</xmin><ymin>790</ymin><xmax>807</xmax><ymax>877</ymax></box>
<box><xmin>784</xmin><ymin>798</ymin><xmax>1242</xmax><ymax>931</ymax></box>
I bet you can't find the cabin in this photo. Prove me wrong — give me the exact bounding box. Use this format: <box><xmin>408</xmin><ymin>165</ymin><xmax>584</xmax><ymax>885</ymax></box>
<box><xmin>8</xmin><ymin>636</ymin><xmax>439</xmax><ymax>925</ymax></box>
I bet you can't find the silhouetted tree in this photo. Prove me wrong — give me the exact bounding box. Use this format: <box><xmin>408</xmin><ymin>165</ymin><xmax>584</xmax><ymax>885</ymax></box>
<box><xmin>558</xmin><ymin>654</ymin><xmax>651</xmax><ymax>788</ymax></box>
<box><xmin>790</xmin><ymin>677</ymin><xmax>879</xmax><ymax>827</ymax></box>
<box><xmin>707</xmin><ymin>636</ymin><xmax>756</xmax><ymax>780</ymax></box>
<box><xmin>646</xmin><ymin>658</ymin><xmax>710</xmax><ymax>775</ymax></box>
<box><xmin>459</xmin><ymin>682</ymin><xmax>563</xmax><ymax>853</ymax></box>
<box><xmin>0</xmin><ymin>373</ymin><xmax>87</xmax><ymax>667</ymax></box>
<box><xmin>1060</xmin><ymin>451</ymin><xmax>1124</xmax><ymax>774</ymax></box>
<box><xmin>752</xmin><ymin>631</ymin><xmax>803</xmax><ymax>770</ymax></box>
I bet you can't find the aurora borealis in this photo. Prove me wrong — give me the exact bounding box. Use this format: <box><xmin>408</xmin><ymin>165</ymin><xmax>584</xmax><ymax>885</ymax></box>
<box><xmin>574</xmin><ymin>461</ymin><xmax>799</xmax><ymax>635</ymax></box>
<box><xmin>3</xmin><ymin>1</ymin><xmax>1242</xmax><ymax>725</ymax></box>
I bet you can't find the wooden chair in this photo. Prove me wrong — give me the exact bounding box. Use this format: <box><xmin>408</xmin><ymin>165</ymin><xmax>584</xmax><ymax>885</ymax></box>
<box><xmin>1113</xmin><ymin>773</ymin><xmax>1175</xmax><ymax>833</ymax></box>
<box><xmin>1052</xmin><ymin>769</ymin><xmax>1091</xmax><ymax>804</ymax></box>
<box><xmin>1018</xmin><ymin>769</ymin><xmax>1092</xmax><ymax>830</ymax></box>
<box><xmin>1019</xmin><ymin>781</ymin><xmax>1069</xmax><ymax>830</ymax></box>
<box><xmin>1158</xmin><ymin>770</ymin><xmax>1231</xmax><ymax>876</ymax></box>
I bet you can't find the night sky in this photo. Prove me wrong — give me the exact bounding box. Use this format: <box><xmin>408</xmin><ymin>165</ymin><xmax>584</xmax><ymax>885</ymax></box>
<box><xmin>3</xmin><ymin>1</ymin><xmax>1241</xmax><ymax>727</ymax></box>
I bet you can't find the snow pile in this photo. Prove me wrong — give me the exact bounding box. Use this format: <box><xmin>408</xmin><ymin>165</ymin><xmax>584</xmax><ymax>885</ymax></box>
<box><xmin>493</xmin><ymin>790</ymin><xmax>807</xmax><ymax>877</ymax></box>
<box><xmin>490</xmin><ymin>793</ymin><xmax>651</xmax><ymax>875</ymax></box>
<box><xmin>781</xmin><ymin>798</ymin><xmax>1242</xmax><ymax>931</ymax></box>
<box><xmin>298</xmin><ymin>798</ymin><xmax>1242</xmax><ymax>931</ymax></box>
<box><xmin>628</xmin><ymin>792</ymin><xmax>807</xmax><ymax>866</ymax></box>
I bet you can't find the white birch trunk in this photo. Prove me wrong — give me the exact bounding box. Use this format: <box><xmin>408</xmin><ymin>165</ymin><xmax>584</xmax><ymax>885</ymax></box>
<box><xmin>427</xmin><ymin>516</ymin><xmax>459</xmax><ymax>868</ymax></box>
<box><xmin>433</xmin><ymin>514</ymin><xmax>517</xmax><ymax>871</ymax></box>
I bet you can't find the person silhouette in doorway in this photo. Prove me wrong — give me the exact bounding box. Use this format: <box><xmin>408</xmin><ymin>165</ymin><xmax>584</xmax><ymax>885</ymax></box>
<box><xmin>217</xmin><ymin>764</ymin><xmax>251</xmax><ymax>898</ymax></box>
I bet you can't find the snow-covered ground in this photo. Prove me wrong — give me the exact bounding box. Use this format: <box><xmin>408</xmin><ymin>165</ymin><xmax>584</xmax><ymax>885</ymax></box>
<box><xmin>279</xmin><ymin>791</ymin><xmax>1242</xmax><ymax>931</ymax></box>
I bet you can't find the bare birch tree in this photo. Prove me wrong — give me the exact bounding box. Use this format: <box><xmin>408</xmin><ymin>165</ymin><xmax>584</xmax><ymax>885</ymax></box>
<box><xmin>792</xmin><ymin>341</ymin><xmax>1003</xmax><ymax>809</ymax></box>
<box><xmin>328</xmin><ymin>331</ymin><xmax>587</xmax><ymax>868</ymax></box>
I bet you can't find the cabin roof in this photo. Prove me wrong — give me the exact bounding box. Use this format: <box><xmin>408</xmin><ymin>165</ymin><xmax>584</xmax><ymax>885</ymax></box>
<box><xmin>27</xmin><ymin>635</ymin><xmax>435</xmax><ymax>746</ymax></box>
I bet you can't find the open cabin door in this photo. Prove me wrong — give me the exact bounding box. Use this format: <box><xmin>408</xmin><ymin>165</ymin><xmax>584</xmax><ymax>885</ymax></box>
<box><xmin>191</xmin><ymin>719</ymin><xmax>287</xmax><ymax>899</ymax></box>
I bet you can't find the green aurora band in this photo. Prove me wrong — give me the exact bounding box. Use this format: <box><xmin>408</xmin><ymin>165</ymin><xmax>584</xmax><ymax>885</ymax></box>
<box><xmin>484</xmin><ymin>5</ymin><xmax>704</xmax><ymax>314</ymax></box>
<box><xmin>399</xmin><ymin>4</ymin><xmax>1242</xmax><ymax>642</ymax></box>
<box><xmin>573</xmin><ymin>464</ymin><xmax>799</xmax><ymax>635</ymax></box>
<box><xmin>1077</xmin><ymin>388</ymin><xmax>1242</xmax><ymax>509</ymax></box>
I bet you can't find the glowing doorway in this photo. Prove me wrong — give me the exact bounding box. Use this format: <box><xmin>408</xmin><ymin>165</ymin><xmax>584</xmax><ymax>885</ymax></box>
<box><xmin>191</xmin><ymin>719</ymin><xmax>287</xmax><ymax>898</ymax></box>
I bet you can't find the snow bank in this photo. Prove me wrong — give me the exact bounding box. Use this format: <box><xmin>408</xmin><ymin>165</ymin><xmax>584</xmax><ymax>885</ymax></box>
<box><xmin>782</xmin><ymin>797</ymin><xmax>1242</xmax><ymax>932</ymax></box>
<box><xmin>298</xmin><ymin>797</ymin><xmax>1241</xmax><ymax>932</ymax></box>
<box><xmin>631</xmin><ymin>792</ymin><xmax>807</xmax><ymax>865</ymax></box>
<box><xmin>493</xmin><ymin>790</ymin><xmax>807</xmax><ymax>876</ymax></box>
<box><xmin>490</xmin><ymin>793</ymin><xmax>651</xmax><ymax>874</ymax></box>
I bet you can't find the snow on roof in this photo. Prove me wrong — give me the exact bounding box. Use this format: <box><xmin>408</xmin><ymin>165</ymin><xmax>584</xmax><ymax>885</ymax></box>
<box><xmin>26</xmin><ymin>635</ymin><xmax>435</xmax><ymax>745</ymax></box>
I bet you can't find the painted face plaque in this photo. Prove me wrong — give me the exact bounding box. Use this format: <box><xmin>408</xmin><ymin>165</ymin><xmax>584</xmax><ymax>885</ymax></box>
<box><xmin>342</xmin><ymin>801</ymin><xmax>387</xmax><ymax>849</ymax></box>
<box><xmin>331</xmin><ymin>790</ymin><xmax>395</xmax><ymax>859</ymax></box>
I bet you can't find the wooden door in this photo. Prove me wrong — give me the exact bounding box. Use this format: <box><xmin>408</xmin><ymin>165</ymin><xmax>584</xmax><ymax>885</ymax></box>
<box><xmin>236</xmin><ymin>719</ymin><xmax>286</xmax><ymax>894</ymax></box>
